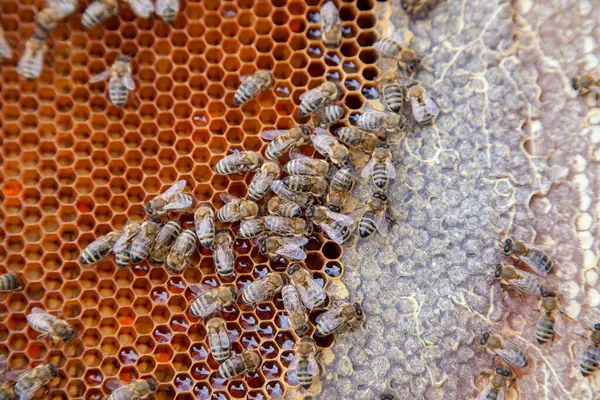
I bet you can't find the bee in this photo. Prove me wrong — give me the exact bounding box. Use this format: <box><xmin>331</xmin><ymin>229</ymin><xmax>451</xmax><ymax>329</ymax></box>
<box><xmin>479</xmin><ymin>332</ymin><xmax>528</xmax><ymax>368</ymax></box>
<box><xmin>81</xmin><ymin>0</ymin><xmax>120</xmax><ymax>29</ymax></box>
<box><xmin>17</xmin><ymin>33</ymin><xmax>47</xmax><ymax>81</ymax></box>
<box><xmin>37</xmin><ymin>0</ymin><xmax>78</xmax><ymax>33</ymax></box>
<box><xmin>194</xmin><ymin>204</ymin><xmax>215</xmax><ymax>250</ymax></box>
<box><xmin>0</xmin><ymin>273</ymin><xmax>24</xmax><ymax>292</ymax></box>
<box><xmin>283</xmin><ymin>156</ymin><xmax>330</xmax><ymax>177</ymax></box>
<box><xmin>248</xmin><ymin>161</ymin><xmax>281</xmax><ymax>201</ymax></box>
<box><xmin>356</xmin><ymin>192</ymin><xmax>391</xmax><ymax>239</ymax></box>
<box><xmin>27</xmin><ymin>307</ymin><xmax>76</xmax><ymax>345</ymax></box>
<box><xmin>156</xmin><ymin>0</ymin><xmax>179</xmax><ymax>23</ymax></box>
<box><xmin>404</xmin><ymin>80</ymin><xmax>440</xmax><ymax>125</ymax></box>
<box><xmin>144</xmin><ymin>180</ymin><xmax>194</xmax><ymax>217</ymax></box>
<box><xmin>271</xmin><ymin>180</ymin><xmax>314</xmax><ymax>209</ymax></box>
<box><xmin>400</xmin><ymin>0</ymin><xmax>441</xmax><ymax>18</ymax></box>
<box><xmin>265</xmin><ymin>216</ymin><xmax>313</xmax><ymax>237</ymax></box>
<box><xmin>502</xmin><ymin>237</ymin><xmax>554</xmax><ymax>276</ymax></box>
<box><xmin>238</xmin><ymin>218</ymin><xmax>267</xmax><ymax>239</ymax></box>
<box><xmin>477</xmin><ymin>367</ymin><xmax>514</xmax><ymax>400</ymax></box>
<box><xmin>0</xmin><ymin>356</ymin><xmax>16</xmax><ymax>400</ymax></box>
<box><xmin>287</xmin><ymin>263</ymin><xmax>327</xmax><ymax>309</ymax></box>
<box><xmin>373</xmin><ymin>34</ymin><xmax>421</xmax><ymax>74</ymax></box>
<box><xmin>314</xmin><ymin>105</ymin><xmax>345</xmax><ymax>128</ymax></box>
<box><xmin>327</xmin><ymin>166</ymin><xmax>354</xmax><ymax>213</ymax></box>
<box><xmin>206</xmin><ymin>317</ymin><xmax>230</xmax><ymax>363</ymax></box>
<box><xmin>0</xmin><ymin>26</ymin><xmax>13</xmax><ymax>63</ymax></box>
<box><xmin>215</xmin><ymin>151</ymin><xmax>263</xmax><ymax>175</ymax></box>
<box><xmin>260</xmin><ymin>126</ymin><xmax>311</xmax><ymax>161</ymax></box>
<box><xmin>306</xmin><ymin>205</ymin><xmax>353</xmax><ymax>244</ymax></box>
<box><xmin>188</xmin><ymin>284</ymin><xmax>239</xmax><ymax>318</ymax></box>
<box><xmin>126</xmin><ymin>0</ymin><xmax>154</xmax><ymax>19</ymax></box>
<box><xmin>377</xmin><ymin>73</ymin><xmax>405</xmax><ymax>114</ymax></box>
<box><xmin>89</xmin><ymin>56</ymin><xmax>136</xmax><ymax>108</ymax></box>
<box><xmin>14</xmin><ymin>364</ymin><xmax>57</xmax><ymax>400</ymax></box>
<box><xmin>580</xmin><ymin>323</ymin><xmax>600</xmax><ymax>377</ymax></box>
<box><xmin>241</xmin><ymin>272</ymin><xmax>288</xmax><ymax>305</ymax></box>
<box><xmin>267</xmin><ymin>197</ymin><xmax>302</xmax><ymax>218</ymax></box>
<box><xmin>315</xmin><ymin>302</ymin><xmax>364</xmax><ymax>337</ymax></box>
<box><xmin>335</xmin><ymin>127</ymin><xmax>379</xmax><ymax>153</ymax></box>
<box><xmin>283</xmin><ymin>175</ymin><xmax>328</xmax><ymax>197</ymax></box>
<box><xmin>355</xmin><ymin>110</ymin><xmax>405</xmax><ymax>138</ymax></box>
<box><xmin>166</xmin><ymin>229</ymin><xmax>197</xmax><ymax>274</ymax></box>
<box><xmin>299</xmin><ymin>82</ymin><xmax>342</xmax><ymax>117</ymax></box>
<box><xmin>105</xmin><ymin>378</ymin><xmax>157</xmax><ymax>400</ymax></box>
<box><xmin>492</xmin><ymin>264</ymin><xmax>542</xmax><ymax>295</ymax></box>
<box><xmin>113</xmin><ymin>221</ymin><xmax>141</xmax><ymax>269</ymax></box>
<box><xmin>571</xmin><ymin>73</ymin><xmax>600</xmax><ymax>97</ymax></box>
<box><xmin>259</xmin><ymin>236</ymin><xmax>309</xmax><ymax>261</ymax></box>
<box><xmin>80</xmin><ymin>231</ymin><xmax>120</xmax><ymax>265</ymax></box>
<box><xmin>288</xmin><ymin>338</ymin><xmax>320</xmax><ymax>389</ymax></box>
<box><xmin>536</xmin><ymin>291</ymin><xmax>567</xmax><ymax>344</ymax></box>
<box><xmin>282</xmin><ymin>284</ymin><xmax>309</xmax><ymax>336</ymax></box>
<box><xmin>149</xmin><ymin>220</ymin><xmax>181</xmax><ymax>265</ymax></box>
<box><xmin>213</xmin><ymin>230</ymin><xmax>235</xmax><ymax>278</ymax></box>
<box><xmin>310</xmin><ymin>128</ymin><xmax>351</xmax><ymax>166</ymax></box>
<box><xmin>320</xmin><ymin>1</ymin><xmax>342</xmax><ymax>48</ymax></box>
<box><xmin>234</xmin><ymin>70</ymin><xmax>273</xmax><ymax>106</ymax></box>
<box><xmin>216</xmin><ymin>194</ymin><xmax>259</xmax><ymax>223</ymax></box>
<box><xmin>130</xmin><ymin>218</ymin><xmax>161</xmax><ymax>263</ymax></box>
<box><xmin>217</xmin><ymin>351</ymin><xmax>261</xmax><ymax>380</ymax></box>
<box><xmin>361</xmin><ymin>144</ymin><xmax>396</xmax><ymax>192</ymax></box>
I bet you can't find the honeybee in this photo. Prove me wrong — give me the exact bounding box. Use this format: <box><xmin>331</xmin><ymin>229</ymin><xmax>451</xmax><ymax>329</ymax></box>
<box><xmin>314</xmin><ymin>105</ymin><xmax>345</xmax><ymax>128</ymax></box>
<box><xmin>265</xmin><ymin>216</ymin><xmax>313</xmax><ymax>237</ymax></box>
<box><xmin>492</xmin><ymin>264</ymin><xmax>542</xmax><ymax>295</ymax></box>
<box><xmin>238</xmin><ymin>218</ymin><xmax>267</xmax><ymax>239</ymax></box>
<box><xmin>215</xmin><ymin>151</ymin><xmax>263</xmax><ymax>175</ymax></box>
<box><xmin>149</xmin><ymin>220</ymin><xmax>181</xmax><ymax>265</ymax></box>
<box><xmin>357</xmin><ymin>192</ymin><xmax>391</xmax><ymax>239</ymax></box>
<box><xmin>320</xmin><ymin>1</ymin><xmax>342</xmax><ymax>48</ymax></box>
<box><xmin>315</xmin><ymin>302</ymin><xmax>364</xmax><ymax>337</ymax></box>
<box><xmin>283</xmin><ymin>175</ymin><xmax>328</xmax><ymax>197</ymax></box>
<box><xmin>580</xmin><ymin>323</ymin><xmax>600</xmax><ymax>377</ymax></box>
<box><xmin>335</xmin><ymin>127</ymin><xmax>379</xmax><ymax>153</ymax></box>
<box><xmin>259</xmin><ymin>236</ymin><xmax>309</xmax><ymax>261</ymax></box>
<box><xmin>400</xmin><ymin>0</ymin><xmax>441</xmax><ymax>17</ymax></box>
<box><xmin>287</xmin><ymin>263</ymin><xmax>327</xmax><ymax>309</ymax></box>
<box><xmin>80</xmin><ymin>231</ymin><xmax>120</xmax><ymax>265</ymax></box>
<box><xmin>0</xmin><ymin>26</ymin><xmax>12</xmax><ymax>63</ymax></box>
<box><xmin>37</xmin><ymin>0</ymin><xmax>78</xmax><ymax>33</ymax></box>
<box><xmin>282</xmin><ymin>284</ymin><xmax>309</xmax><ymax>336</ymax></box>
<box><xmin>0</xmin><ymin>273</ymin><xmax>24</xmax><ymax>292</ymax></box>
<box><xmin>207</xmin><ymin>317</ymin><xmax>230</xmax><ymax>364</ymax></box>
<box><xmin>130</xmin><ymin>218</ymin><xmax>161</xmax><ymax>263</ymax></box>
<box><xmin>288</xmin><ymin>338</ymin><xmax>320</xmax><ymax>389</ymax></box>
<box><xmin>89</xmin><ymin>56</ymin><xmax>136</xmax><ymax>108</ymax></box>
<box><xmin>241</xmin><ymin>272</ymin><xmax>288</xmax><ymax>305</ymax></box>
<box><xmin>106</xmin><ymin>378</ymin><xmax>157</xmax><ymax>400</ymax></box>
<box><xmin>283</xmin><ymin>156</ymin><xmax>330</xmax><ymax>177</ymax></box>
<box><xmin>404</xmin><ymin>80</ymin><xmax>439</xmax><ymax>125</ymax></box>
<box><xmin>217</xmin><ymin>351</ymin><xmax>261</xmax><ymax>380</ymax></box>
<box><xmin>248</xmin><ymin>161</ymin><xmax>281</xmax><ymax>201</ymax></box>
<box><xmin>27</xmin><ymin>307</ymin><xmax>75</xmax><ymax>345</ymax></box>
<box><xmin>267</xmin><ymin>197</ymin><xmax>302</xmax><ymax>219</ymax></box>
<box><xmin>271</xmin><ymin>180</ymin><xmax>314</xmax><ymax>209</ymax></box>
<box><xmin>217</xmin><ymin>194</ymin><xmax>259</xmax><ymax>223</ymax></box>
<box><xmin>479</xmin><ymin>332</ymin><xmax>528</xmax><ymax>368</ymax></box>
<box><xmin>536</xmin><ymin>291</ymin><xmax>567</xmax><ymax>344</ymax></box>
<box><xmin>306</xmin><ymin>205</ymin><xmax>353</xmax><ymax>244</ymax></box>
<box><xmin>572</xmin><ymin>73</ymin><xmax>600</xmax><ymax>97</ymax></box>
<box><xmin>355</xmin><ymin>110</ymin><xmax>405</xmax><ymax>138</ymax></box>
<box><xmin>166</xmin><ymin>229</ymin><xmax>197</xmax><ymax>274</ymax></box>
<box><xmin>502</xmin><ymin>237</ymin><xmax>554</xmax><ymax>276</ymax></box>
<box><xmin>310</xmin><ymin>128</ymin><xmax>351</xmax><ymax>166</ymax></box>
<box><xmin>17</xmin><ymin>33</ymin><xmax>47</xmax><ymax>81</ymax></box>
<box><xmin>261</xmin><ymin>126</ymin><xmax>311</xmax><ymax>161</ymax></box>
<box><xmin>328</xmin><ymin>166</ymin><xmax>354</xmax><ymax>195</ymax></box>
<box><xmin>188</xmin><ymin>284</ymin><xmax>239</xmax><ymax>318</ymax></box>
<box><xmin>234</xmin><ymin>70</ymin><xmax>273</xmax><ymax>106</ymax></box>
<box><xmin>144</xmin><ymin>180</ymin><xmax>194</xmax><ymax>217</ymax></box>
<box><xmin>194</xmin><ymin>204</ymin><xmax>215</xmax><ymax>250</ymax></box>
<box><xmin>126</xmin><ymin>0</ymin><xmax>154</xmax><ymax>19</ymax></box>
<box><xmin>113</xmin><ymin>221</ymin><xmax>141</xmax><ymax>268</ymax></box>
<box><xmin>82</xmin><ymin>0</ymin><xmax>120</xmax><ymax>30</ymax></box>
<box><xmin>213</xmin><ymin>230</ymin><xmax>235</xmax><ymax>278</ymax></box>
<box><xmin>14</xmin><ymin>364</ymin><xmax>57</xmax><ymax>400</ymax></box>
<box><xmin>477</xmin><ymin>367</ymin><xmax>514</xmax><ymax>400</ymax></box>
<box><xmin>361</xmin><ymin>144</ymin><xmax>396</xmax><ymax>192</ymax></box>
<box><xmin>0</xmin><ymin>356</ymin><xmax>16</xmax><ymax>400</ymax></box>
<box><xmin>377</xmin><ymin>73</ymin><xmax>405</xmax><ymax>114</ymax></box>
<box><xmin>373</xmin><ymin>34</ymin><xmax>421</xmax><ymax>74</ymax></box>
<box><xmin>299</xmin><ymin>82</ymin><xmax>341</xmax><ymax>117</ymax></box>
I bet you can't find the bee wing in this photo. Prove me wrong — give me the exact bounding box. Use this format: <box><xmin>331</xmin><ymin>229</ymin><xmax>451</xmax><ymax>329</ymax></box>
<box><xmin>297</xmin><ymin>275</ymin><xmax>327</xmax><ymax>309</ymax></box>
<box><xmin>360</xmin><ymin>157</ymin><xmax>376</xmax><ymax>179</ymax></box>
<box><xmin>196</xmin><ymin>216</ymin><xmax>212</xmax><ymax>237</ymax></box>
<box><xmin>105</xmin><ymin>379</ymin><xmax>125</xmax><ymax>392</ymax></box>
<box><xmin>188</xmin><ymin>284</ymin><xmax>215</xmax><ymax>297</ymax></box>
<box><xmin>0</xmin><ymin>36</ymin><xmax>11</xmax><ymax>59</ymax></box>
<box><xmin>510</xmin><ymin>270</ymin><xmax>541</xmax><ymax>294</ymax></box>
<box><xmin>315</xmin><ymin>307</ymin><xmax>345</xmax><ymax>327</ymax></box>
<box><xmin>128</xmin><ymin>0</ymin><xmax>154</xmax><ymax>17</ymax></box>
<box><xmin>320</xmin><ymin>223</ymin><xmax>345</xmax><ymax>245</ymax></box>
<box><xmin>389</xmin><ymin>30</ymin><xmax>406</xmax><ymax>46</ymax></box>
<box><xmin>215</xmin><ymin>242</ymin><xmax>234</xmax><ymax>267</ymax></box>
<box><xmin>410</xmin><ymin>97</ymin><xmax>426</xmax><ymax>123</ymax></box>
<box><xmin>276</xmin><ymin>244</ymin><xmax>307</xmax><ymax>261</ymax></box>
<box><xmin>375</xmin><ymin>209</ymin><xmax>389</xmax><ymax>236</ymax></box>
<box><xmin>53</xmin><ymin>0</ymin><xmax>78</xmax><ymax>15</ymax></box>
<box><xmin>218</xmin><ymin>325</ymin><xmax>230</xmax><ymax>347</ymax></box>
<box><xmin>300</xmin><ymin>86</ymin><xmax>328</xmax><ymax>103</ymax></box>
<box><xmin>287</xmin><ymin>354</ymin><xmax>300</xmax><ymax>385</ymax></box>
<box><xmin>554</xmin><ymin>311</ymin><xmax>567</xmax><ymax>337</ymax></box>
<box><xmin>476</xmin><ymin>383</ymin><xmax>494</xmax><ymax>400</ymax></box>
<box><xmin>27</xmin><ymin>308</ymin><xmax>56</xmax><ymax>332</ymax></box>
<box><xmin>89</xmin><ymin>69</ymin><xmax>111</xmax><ymax>83</ymax></box>
<box><xmin>120</xmin><ymin>75</ymin><xmax>136</xmax><ymax>91</ymax></box>
<box><xmin>161</xmin><ymin>196</ymin><xmax>194</xmax><ymax>211</ymax></box>
<box><xmin>497</xmin><ymin>341</ymin><xmax>526</xmax><ymax>367</ymax></box>
<box><xmin>15</xmin><ymin>379</ymin><xmax>44</xmax><ymax>400</ymax></box>
<box><xmin>163</xmin><ymin>179</ymin><xmax>186</xmax><ymax>195</ymax></box>
<box><xmin>220</xmin><ymin>193</ymin><xmax>240</xmax><ymax>204</ymax></box>
<box><xmin>325</xmin><ymin>209</ymin><xmax>354</xmax><ymax>226</ymax></box>
<box><xmin>156</xmin><ymin>0</ymin><xmax>178</xmax><ymax>15</ymax></box>
<box><xmin>108</xmin><ymin>385</ymin><xmax>136</xmax><ymax>398</ymax></box>
<box><xmin>306</xmin><ymin>355</ymin><xmax>320</xmax><ymax>376</ymax></box>
<box><xmin>260</xmin><ymin>129</ymin><xmax>288</xmax><ymax>140</ymax></box>
<box><xmin>424</xmin><ymin>93</ymin><xmax>440</xmax><ymax>116</ymax></box>
<box><xmin>283</xmin><ymin>236</ymin><xmax>309</xmax><ymax>247</ymax></box>
<box><xmin>385</xmin><ymin>157</ymin><xmax>396</xmax><ymax>179</ymax></box>
<box><xmin>249</xmin><ymin>170</ymin><xmax>274</xmax><ymax>196</ymax></box>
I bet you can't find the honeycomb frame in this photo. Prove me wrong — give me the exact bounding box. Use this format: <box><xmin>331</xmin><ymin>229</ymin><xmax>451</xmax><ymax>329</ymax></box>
<box><xmin>0</xmin><ymin>0</ymin><xmax>379</xmax><ymax>398</ymax></box>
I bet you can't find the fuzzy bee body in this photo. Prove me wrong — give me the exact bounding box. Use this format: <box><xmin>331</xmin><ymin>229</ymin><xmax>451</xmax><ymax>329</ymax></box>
<box><xmin>130</xmin><ymin>219</ymin><xmax>161</xmax><ymax>263</ymax></box>
<box><xmin>215</xmin><ymin>151</ymin><xmax>263</xmax><ymax>175</ymax></box>
<box><xmin>267</xmin><ymin>197</ymin><xmax>302</xmax><ymax>218</ymax></box>
<box><xmin>81</xmin><ymin>232</ymin><xmax>120</xmax><ymax>265</ymax></box>
<box><xmin>478</xmin><ymin>368</ymin><xmax>512</xmax><ymax>400</ymax></box>
<box><xmin>248</xmin><ymin>162</ymin><xmax>280</xmax><ymax>201</ymax></box>
<box><xmin>27</xmin><ymin>307</ymin><xmax>76</xmax><ymax>345</ymax></box>
<box><xmin>320</xmin><ymin>1</ymin><xmax>342</xmax><ymax>48</ymax></box>
<box><xmin>166</xmin><ymin>229</ymin><xmax>197</xmax><ymax>274</ymax></box>
<box><xmin>288</xmin><ymin>338</ymin><xmax>319</xmax><ymax>389</ymax></box>
<box><xmin>189</xmin><ymin>285</ymin><xmax>238</xmax><ymax>318</ymax></box>
<box><xmin>106</xmin><ymin>378</ymin><xmax>157</xmax><ymax>400</ymax></box>
<box><xmin>282</xmin><ymin>284</ymin><xmax>309</xmax><ymax>336</ymax></box>
<box><xmin>502</xmin><ymin>237</ymin><xmax>554</xmax><ymax>276</ymax></box>
<box><xmin>90</xmin><ymin>57</ymin><xmax>136</xmax><ymax>108</ymax></box>
<box><xmin>213</xmin><ymin>230</ymin><xmax>235</xmax><ymax>278</ymax></box>
<box><xmin>299</xmin><ymin>82</ymin><xmax>340</xmax><ymax>117</ymax></box>
<box><xmin>37</xmin><ymin>0</ymin><xmax>78</xmax><ymax>32</ymax></box>
<box><xmin>271</xmin><ymin>180</ymin><xmax>314</xmax><ymax>209</ymax></box>
<box><xmin>0</xmin><ymin>26</ymin><xmax>13</xmax><ymax>63</ymax></box>
<box><xmin>194</xmin><ymin>205</ymin><xmax>215</xmax><ymax>250</ymax></box>
<box><xmin>17</xmin><ymin>34</ymin><xmax>46</xmax><ymax>81</ymax></box>
<box><xmin>115</xmin><ymin>249</ymin><xmax>132</xmax><ymax>269</ymax></box>
<box><xmin>283</xmin><ymin>157</ymin><xmax>330</xmax><ymax>177</ymax></box>
<box><xmin>217</xmin><ymin>195</ymin><xmax>259</xmax><ymax>223</ymax></box>
<box><xmin>315</xmin><ymin>105</ymin><xmax>345</xmax><ymax>127</ymax></box>
<box><xmin>217</xmin><ymin>351</ymin><xmax>261</xmax><ymax>380</ymax></box>
<box><xmin>380</xmin><ymin>81</ymin><xmax>404</xmax><ymax>113</ymax></box>
<box><xmin>535</xmin><ymin>291</ymin><xmax>566</xmax><ymax>344</ymax></box>
<box><xmin>234</xmin><ymin>70</ymin><xmax>272</xmax><ymax>105</ymax></box>
<box><xmin>82</xmin><ymin>0</ymin><xmax>119</xmax><ymax>29</ymax></box>
<box><xmin>14</xmin><ymin>364</ymin><xmax>57</xmax><ymax>400</ymax></box>
<box><xmin>207</xmin><ymin>317</ymin><xmax>230</xmax><ymax>363</ymax></box>
<box><xmin>315</xmin><ymin>302</ymin><xmax>363</xmax><ymax>337</ymax></box>
<box><xmin>265</xmin><ymin>216</ymin><xmax>312</xmax><ymax>237</ymax></box>
<box><xmin>238</xmin><ymin>218</ymin><xmax>267</xmax><ymax>239</ymax></box>
<box><xmin>0</xmin><ymin>273</ymin><xmax>24</xmax><ymax>292</ymax></box>
<box><xmin>156</xmin><ymin>0</ymin><xmax>178</xmax><ymax>24</ymax></box>
<box><xmin>336</xmin><ymin>127</ymin><xmax>379</xmax><ymax>153</ymax></box>
<box><xmin>283</xmin><ymin>175</ymin><xmax>327</xmax><ymax>197</ymax></box>
<box><xmin>241</xmin><ymin>273</ymin><xmax>288</xmax><ymax>305</ymax></box>
<box><xmin>149</xmin><ymin>220</ymin><xmax>181</xmax><ymax>265</ymax></box>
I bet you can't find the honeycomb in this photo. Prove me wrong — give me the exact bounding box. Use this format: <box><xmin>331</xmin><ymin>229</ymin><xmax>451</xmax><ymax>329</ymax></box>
<box><xmin>0</xmin><ymin>0</ymin><xmax>380</xmax><ymax>399</ymax></box>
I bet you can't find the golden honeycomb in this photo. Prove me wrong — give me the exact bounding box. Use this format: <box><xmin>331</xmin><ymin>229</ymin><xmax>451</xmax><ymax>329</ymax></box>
<box><xmin>0</xmin><ymin>0</ymin><xmax>379</xmax><ymax>398</ymax></box>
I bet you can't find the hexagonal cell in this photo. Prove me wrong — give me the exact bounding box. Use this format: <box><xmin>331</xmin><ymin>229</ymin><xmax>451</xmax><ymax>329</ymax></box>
<box><xmin>100</xmin><ymin>357</ymin><xmax>120</xmax><ymax>377</ymax></box>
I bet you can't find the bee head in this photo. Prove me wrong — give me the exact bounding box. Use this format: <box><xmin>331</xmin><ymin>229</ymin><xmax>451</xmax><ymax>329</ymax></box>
<box><xmin>571</xmin><ymin>77</ymin><xmax>579</xmax><ymax>90</ymax></box>
<box><xmin>64</xmin><ymin>329</ymin><xmax>75</xmax><ymax>342</ymax></box>
<box><xmin>146</xmin><ymin>378</ymin><xmax>158</xmax><ymax>392</ymax></box>
<box><xmin>408</xmin><ymin>59</ymin><xmax>419</xmax><ymax>72</ymax></box>
<box><xmin>376</xmin><ymin>143</ymin><xmax>389</xmax><ymax>149</ymax></box>
<box><xmin>373</xmin><ymin>192</ymin><xmax>387</xmax><ymax>201</ymax></box>
<box><xmin>479</xmin><ymin>331</ymin><xmax>490</xmax><ymax>345</ymax></box>
<box><xmin>32</xmin><ymin>33</ymin><xmax>46</xmax><ymax>41</ymax></box>
<box><xmin>258</xmin><ymin>239</ymin><xmax>267</xmax><ymax>254</ymax></box>
<box><xmin>353</xmin><ymin>302</ymin><xmax>363</xmax><ymax>316</ymax></box>
<box><xmin>229</xmin><ymin>286</ymin><xmax>239</xmax><ymax>302</ymax></box>
<box><xmin>49</xmin><ymin>364</ymin><xmax>58</xmax><ymax>377</ymax></box>
<box><xmin>287</xmin><ymin>263</ymin><xmax>302</xmax><ymax>276</ymax></box>
<box><xmin>116</xmin><ymin>56</ymin><xmax>130</xmax><ymax>63</ymax></box>
<box><xmin>295</xmin><ymin>325</ymin><xmax>309</xmax><ymax>336</ymax></box>
<box><xmin>327</xmin><ymin>204</ymin><xmax>342</xmax><ymax>213</ymax></box>
<box><xmin>400</xmin><ymin>1</ymin><xmax>409</xmax><ymax>10</ymax></box>
<box><xmin>594</xmin><ymin>323</ymin><xmax>600</xmax><ymax>331</ymax></box>
<box><xmin>542</xmin><ymin>291</ymin><xmax>556</xmax><ymax>298</ymax></box>
<box><xmin>502</xmin><ymin>238</ymin><xmax>513</xmax><ymax>254</ymax></box>
<box><xmin>305</xmin><ymin>205</ymin><xmax>315</xmax><ymax>219</ymax></box>
<box><xmin>145</xmin><ymin>202</ymin><xmax>154</xmax><ymax>215</ymax></box>
<box><xmin>495</xmin><ymin>367</ymin><xmax>510</xmax><ymax>377</ymax></box>
<box><xmin>494</xmin><ymin>264</ymin><xmax>502</xmax><ymax>278</ymax></box>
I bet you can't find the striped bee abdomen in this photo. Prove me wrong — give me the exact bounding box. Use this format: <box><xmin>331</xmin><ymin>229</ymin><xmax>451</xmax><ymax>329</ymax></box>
<box><xmin>358</xmin><ymin>213</ymin><xmax>377</xmax><ymax>238</ymax></box>
<box><xmin>535</xmin><ymin>316</ymin><xmax>555</xmax><ymax>344</ymax></box>
<box><xmin>109</xmin><ymin>79</ymin><xmax>128</xmax><ymax>107</ymax></box>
